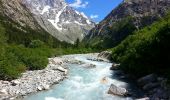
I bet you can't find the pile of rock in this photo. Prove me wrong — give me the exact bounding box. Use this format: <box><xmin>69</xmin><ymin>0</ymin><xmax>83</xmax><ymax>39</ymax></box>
<box><xmin>137</xmin><ymin>74</ymin><xmax>170</xmax><ymax>100</ymax></box>
<box><xmin>0</xmin><ymin>57</ymin><xmax>68</xmax><ymax>100</ymax></box>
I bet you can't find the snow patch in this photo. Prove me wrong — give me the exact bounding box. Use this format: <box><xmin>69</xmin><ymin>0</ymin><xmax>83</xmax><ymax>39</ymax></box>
<box><xmin>48</xmin><ymin>19</ymin><xmax>62</xmax><ymax>31</ymax></box>
<box><xmin>86</xmin><ymin>20</ymin><xmax>91</xmax><ymax>24</ymax></box>
<box><xmin>74</xmin><ymin>21</ymin><xmax>84</xmax><ymax>26</ymax></box>
<box><xmin>40</xmin><ymin>6</ymin><xmax>51</xmax><ymax>15</ymax></box>
<box><xmin>48</xmin><ymin>6</ymin><xmax>67</xmax><ymax>31</ymax></box>
<box><xmin>80</xmin><ymin>12</ymin><xmax>88</xmax><ymax>19</ymax></box>
<box><xmin>75</xmin><ymin>10</ymin><xmax>80</xmax><ymax>15</ymax></box>
<box><xmin>64</xmin><ymin>21</ymin><xmax>71</xmax><ymax>24</ymax></box>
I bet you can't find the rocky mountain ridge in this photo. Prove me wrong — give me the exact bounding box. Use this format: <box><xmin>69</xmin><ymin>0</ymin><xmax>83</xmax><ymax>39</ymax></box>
<box><xmin>0</xmin><ymin>0</ymin><xmax>95</xmax><ymax>44</ymax></box>
<box><xmin>85</xmin><ymin>0</ymin><xmax>170</xmax><ymax>48</ymax></box>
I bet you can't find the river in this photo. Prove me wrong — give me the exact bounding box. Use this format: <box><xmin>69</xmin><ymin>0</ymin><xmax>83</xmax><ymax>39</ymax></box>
<box><xmin>24</xmin><ymin>54</ymin><xmax>142</xmax><ymax>100</ymax></box>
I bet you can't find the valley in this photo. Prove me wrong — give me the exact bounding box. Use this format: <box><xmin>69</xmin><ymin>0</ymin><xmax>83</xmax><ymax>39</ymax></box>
<box><xmin>0</xmin><ymin>0</ymin><xmax>170</xmax><ymax>100</ymax></box>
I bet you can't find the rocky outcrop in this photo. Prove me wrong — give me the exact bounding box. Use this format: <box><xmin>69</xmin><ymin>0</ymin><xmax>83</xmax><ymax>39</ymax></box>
<box><xmin>0</xmin><ymin>0</ymin><xmax>41</xmax><ymax>30</ymax></box>
<box><xmin>98</xmin><ymin>51</ymin><xmax>112</xmax><ymax>60</ymax></box>
<box><xmin>137</xmin><ymin>74</ymin><xmax>170</xmax><ymax>100</ymax></box>
<box><xmin>138</xmin><ymin>74</ymin><xmax>157</xmax><ymax>86</ymax></box>
<box><xmin>86</xmin><ymin>51</ymin><xmax>113</xmax><ymax>62</ymax></box>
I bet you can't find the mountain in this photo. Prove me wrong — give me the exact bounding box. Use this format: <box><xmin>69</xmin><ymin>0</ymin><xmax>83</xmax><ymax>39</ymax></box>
<box><xmin>0</xmin><ymin>0</ymin><xmax>94</xmax><ymax>44</ymax></box>
<box><xmin>23</xmin><ymin>0</ymin><xmax>95</xmax><ymax>44</ymax></box>
<box><xmin>111</xmin><ymin>12</ymin><xmax>170</xmax><ymax>79</ymax></box>
<box><xmin>0</xmin><ymin>0</ymin><xmax>41</xmax><ymax>30</ymax></box>
<box><xmin>85</xmin><ymin>0</ymin><xmax>170</xmax><ymax>48</ymax></box>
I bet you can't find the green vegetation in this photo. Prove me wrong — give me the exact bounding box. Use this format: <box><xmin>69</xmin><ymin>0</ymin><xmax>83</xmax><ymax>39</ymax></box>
<box><xmin>111</xmin><ymin>13</ymin><xmax>170</xmax><ymax>78</ymax></box>
<box><xmin>0</xmin><ymin>15</ymin><xmax>97</xmax><ymax>80</ymax></box>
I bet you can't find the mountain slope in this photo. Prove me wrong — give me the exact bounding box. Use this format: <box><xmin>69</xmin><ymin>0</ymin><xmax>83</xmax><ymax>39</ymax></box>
<box><xmin>85</xmin><ymin>0</ymin><xmax>170</xmax><ymax>48</ymax></box>
<box><xmin>0</xmin><ymin>0</ymin><xmax>41</xmax><ymax>30</ymax></box>
<box><xmin>0</xmin><ymin>0</ymin><xmax>94</xmax><ymax>44</ymax></box>
<box><xmin>23</xmin><ymin>0</ymin><xmax>95</xmax><ymax>43</ymax></box>
<box><xmin>111</xmin><ymin>13</ymin><xmax>170</xmax><ymax>78</ymax></box>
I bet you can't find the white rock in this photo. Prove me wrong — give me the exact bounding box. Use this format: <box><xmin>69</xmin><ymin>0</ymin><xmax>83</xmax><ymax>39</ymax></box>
<box><xmin>52</xmin><ymin>58</ymin><xmax>63</xmax><ymax>65</ymax></box>
<box><xmin>57</xmin><ymin>66</ymin><xmax>67</xmax><ymax>73</ymax></box>
<box><xmin>108</xmin><ymin>84</ymin><xmax>128</xmax><ymax>96</ymax></box>
<box><xmin>11</xmin><ymin>80</ymin><xmax>20</xmax><ymax>86</ymax></box>
<box><xmin>37</xmin><ymin>86</ymin><xmax>43</xmax><ymax>91</ymax></box>
<box><xmin>43</xmin><ymin>84</ymin><xmax>50</xmax><ymax>90</ymax></box>
<box><xmin>0</xmin><ymin>89</ymin><xmax>8</xmax><ymax>95</ymax></box>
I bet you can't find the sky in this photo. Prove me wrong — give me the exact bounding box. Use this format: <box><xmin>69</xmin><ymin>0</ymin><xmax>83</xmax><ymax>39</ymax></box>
<box><xmin>66</xmin><ymin>0</ymin><xmax>123</xmax><ymax>22</ymax></box>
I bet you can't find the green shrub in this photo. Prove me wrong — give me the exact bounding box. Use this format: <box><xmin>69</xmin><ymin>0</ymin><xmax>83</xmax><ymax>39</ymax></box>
<box><xmin>8</xmin><ymin>45</ymin><xmax>49</xmax><ymax>70</ymax></box>
<box><xmin>29</xmin><ymin>40</ymin><xmax>45</xmax><ymax>48</ymax></box>
<box><xmin>0</xmin><ymin>51</ymin><xmax>26</xmax><ymax>80</ymax></box>
<box><xmin>23</xmin><ymin>55</ymin><xmax>48</xmax><ymax>70</ymax></box>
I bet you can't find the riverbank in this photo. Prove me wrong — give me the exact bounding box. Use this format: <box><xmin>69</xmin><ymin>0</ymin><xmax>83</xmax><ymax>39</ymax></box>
<box><xmin>24</xmin><ymin>53</ymin><xmax>140</xmax><ymax>100</ymax></box>
<box><xmin>0</xmin><ymin>57</ymin><xmax>68</xmax><ymax>100</ymax></box>
<box><xmin>0</xmin><ymin>53</ymin><xmax>101</xmax><ymax>100</ymax></box>
<box><xmin>110</xmin><ymin>60</ymin><xmax>170</xmax><ymax>100</ymax></box>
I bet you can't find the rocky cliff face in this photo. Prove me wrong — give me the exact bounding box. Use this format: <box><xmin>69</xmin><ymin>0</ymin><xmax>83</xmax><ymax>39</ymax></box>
<box><xmin>0</xmin><ymin>0</ymin><xmax>41</xmax><ymax>30</ymax></box>
<box><xmin>0</xmin><ymin>0</ymin><xmax>95</xmax><ymax>44</ymax></box>
<box><xmin>86</xmin><ymin>0</ymin><xmax>170</xmax><ymax>48</ymax></box>
<box><xmin>23</xmin><ymin>0</ymin><xmax>95</xmax><ymax>43</ymax></box>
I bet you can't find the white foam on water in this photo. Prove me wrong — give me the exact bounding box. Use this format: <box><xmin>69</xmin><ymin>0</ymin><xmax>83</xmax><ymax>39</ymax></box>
<box><xmin>25</xmin><ymin>54</ymin><xmax>132</xmax><ymax>100</ymax></box>
<box><xmin>45</xmin><ymin>97</ymin><xmax>64</xmax><ymax>100</ymax></box>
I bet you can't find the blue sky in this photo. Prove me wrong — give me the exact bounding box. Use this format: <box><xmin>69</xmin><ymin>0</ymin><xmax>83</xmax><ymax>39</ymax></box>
<box><xmin>66</xmin><ymin>0</ymin><xmax>123</xmax><ymax>22</ymax></box>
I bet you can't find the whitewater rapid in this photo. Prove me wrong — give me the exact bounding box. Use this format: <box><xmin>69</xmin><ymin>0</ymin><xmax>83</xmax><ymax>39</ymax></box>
<box><xmin>24</xmin><ymin>54</ymin><xmax>135</xmax><ymax>100</ymax></box>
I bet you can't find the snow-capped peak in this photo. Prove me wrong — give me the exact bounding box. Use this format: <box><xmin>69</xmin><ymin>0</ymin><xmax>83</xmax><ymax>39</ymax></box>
<box><xmin>23</xmin><ymin>0</ymin><xmax>95</xmax><ymax>43</ymax></box>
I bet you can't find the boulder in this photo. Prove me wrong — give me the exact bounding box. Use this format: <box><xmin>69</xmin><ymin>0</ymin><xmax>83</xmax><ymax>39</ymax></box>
<box><xmin>70</xmin><ymin>60</ymin><xmax>84</xmax><ymax>64</ymax></box>
<box><xmin>98</xmin><ymin>51</ymin><xmax>112</xmax><ymax>60</ymax></box>
<box><xmin>82</xmin><ymin>64</ymin><xmax>96</xmax><ymax>68</ymax></box>
<box><xmin>100</xmin><ymin>77</ymin><xmax>108</xmax><ymax>84</ymax></box>
<box><xmin>37</xmin><ymin>86</ymin><xmax>43</xmax><ymax>91</ymax></box>
<box><xmin>11</xmin><ymin>80</ymin><xmax>20</xmax><ymax>86</ymax></box>
<box><xmin>110</xmin><ymin>63</ymin><xmax>120</xmax><ymax>70</ymax></box>
<box><xmin>108</xmin><ymin>84</ymin><xmax>128</xmax><ymax>96</ymax></box>
<box><xmin>51</xmin><ymin>58</ymin><xmax>63</xmax><ymax>65</ymax></box>
<box><xmin>143</xmin><ymin>82</ymin><xmax>160</xmax><ymax>91</ymax></box>
<box><xmin>56</xmin><ymin>66</ymin><xmax>68</xmax><ymax>75</ymax></box>
<box><xmin>43</xmin><ymin>84</ymin><xmax>50</xmax><ymax>90</ymax></box>
<box><xmin>138</xmin><ymin>74</ymin><xmax>157</xmax><ymax>86</ymax></box>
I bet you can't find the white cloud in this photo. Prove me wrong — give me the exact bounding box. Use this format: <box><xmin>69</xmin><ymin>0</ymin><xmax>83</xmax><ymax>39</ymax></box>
<box><xmin>69</xmin><ymin>0</ymin><xmax>89</xmax><ymax>8</ymax></box>
<box><xmin>90</xmin><ymin>14</ymin><xmax>99</xmax><ymax>19</ymax></box>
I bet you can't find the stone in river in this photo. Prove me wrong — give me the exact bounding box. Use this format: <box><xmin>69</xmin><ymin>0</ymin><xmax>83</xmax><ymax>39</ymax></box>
<box><xmin>108</xmin><ymin>84</ymin><xmax>128</xmax><ymax>96</ymax></box>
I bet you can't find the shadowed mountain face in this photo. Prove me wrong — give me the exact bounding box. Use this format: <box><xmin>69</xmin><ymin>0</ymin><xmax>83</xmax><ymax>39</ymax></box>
<box><xmin>0</xmin><ymin>0</ymin><xmax>95</xmax><ymax>44</ymax></box>
<box><xmin>85</xmin><ymin>0</ymin><xmax>170</xmax><ymax>48</ymax></box>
